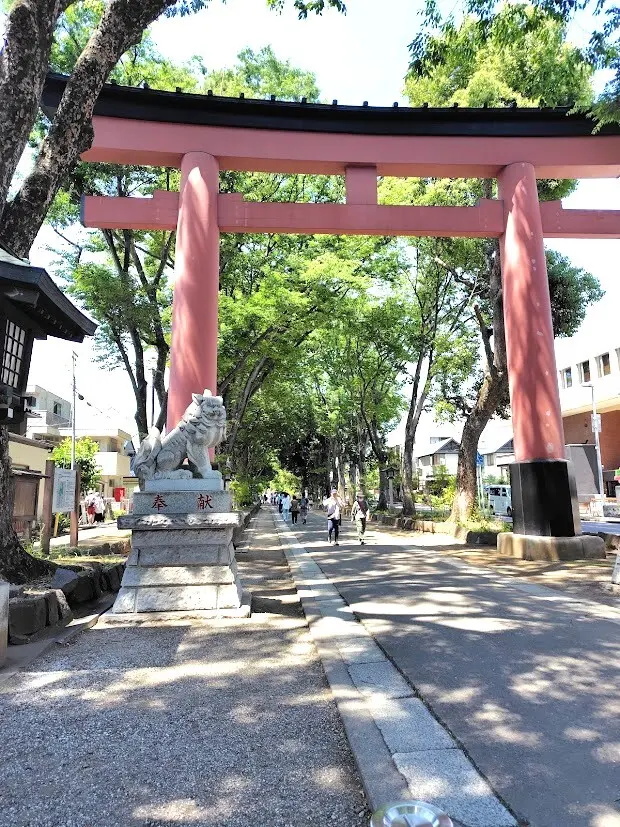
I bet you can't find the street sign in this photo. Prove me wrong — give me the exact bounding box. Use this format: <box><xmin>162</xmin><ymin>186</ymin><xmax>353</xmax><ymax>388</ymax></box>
<box><xmin>476</xmin><ymin>452</ymin><xmax>484</xmax><ymax>467</ymax></box>
<box><xmin>591</xmin><ymin>413</ymin><xmax>602</xmax><ymax>433</ymax></box>
<box><xmin>52</xmin><ymin>468</ymin><xmax>77</xmax><ymax>514</ymax></box>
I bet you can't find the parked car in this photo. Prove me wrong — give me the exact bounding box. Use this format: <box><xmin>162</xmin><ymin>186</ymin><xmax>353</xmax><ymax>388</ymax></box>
<box><xmin>484</xmin><ymin>484</ymin><xmax>512</xmax><ymax>517</ymax></box>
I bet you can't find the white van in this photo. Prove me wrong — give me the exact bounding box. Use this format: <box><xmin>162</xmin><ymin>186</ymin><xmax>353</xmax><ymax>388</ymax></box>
<box><xmin>485</xmin><ymin>484</ymin><xmax>512</xmax><ymax>517</ymax></box>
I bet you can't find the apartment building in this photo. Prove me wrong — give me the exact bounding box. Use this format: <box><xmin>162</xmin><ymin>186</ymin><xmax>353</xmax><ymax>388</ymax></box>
<box><xmin>555</xmin><ymin>335</ymin><xmax>620</xmax><ymax>495</ymax></box>
<box><xmin>25</xmin><ymin>385</ymin><xmax>133</xmax><ymax>500</ymax></box>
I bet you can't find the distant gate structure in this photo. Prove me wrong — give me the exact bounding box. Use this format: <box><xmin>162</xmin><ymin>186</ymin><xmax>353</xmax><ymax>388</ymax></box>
<box><xmin>43</xmin><ymin>74</ymin><xmax>620</xmax><ymax>549</ymax></box>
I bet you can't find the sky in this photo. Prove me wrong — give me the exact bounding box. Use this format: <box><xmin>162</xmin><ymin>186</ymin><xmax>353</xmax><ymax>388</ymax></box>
<box><xmin>26</xmin><ymin>0</ymin><xmax>620</xmax><ymax>443</ymax></box>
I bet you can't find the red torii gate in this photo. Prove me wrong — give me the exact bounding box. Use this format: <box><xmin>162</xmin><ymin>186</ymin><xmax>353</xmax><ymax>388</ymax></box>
<box><xmin>44</xmin><ymin>75</ymin><xmax>620</xmax><ymax>553</ymax></box>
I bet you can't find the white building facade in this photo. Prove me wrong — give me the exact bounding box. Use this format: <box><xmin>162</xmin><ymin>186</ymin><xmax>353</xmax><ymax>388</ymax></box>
<box><xmin>26</xmin><ymin>385</ymin><xmax>133</xmax><ymax>500</ymax></box>
<box><xmin>555</xmin><ymin>335</ymin><xmax>620</xmax><ymax>495</ymax></box>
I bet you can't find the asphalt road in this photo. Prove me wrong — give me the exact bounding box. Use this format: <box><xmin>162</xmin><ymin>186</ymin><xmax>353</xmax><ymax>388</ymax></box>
<box><xmin>583</xmin><ymin>520</ymin><xmax>620</xmax><ymax>535</ymax></box>
<box><xmin>295</xmin><ymin>512</ymin><xmax>620</xmax><ymax>827</ymax></box>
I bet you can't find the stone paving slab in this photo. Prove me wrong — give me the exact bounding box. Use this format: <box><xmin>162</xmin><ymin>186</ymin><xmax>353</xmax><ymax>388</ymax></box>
<box><xmin>393</xmin><ymin>750</ymin><xmax>517</xmax><ymax>827</ymax></box>
<box><xmin>311</xmin><ymin>615</ymin><xmax>387</xmax><ymax>665</ymax></box>
<box><xmin>348</xmin><ymin>660</ymin><xmax>415</xmax><ymax>701</ymax></box>
<box><xmin>368</xmin><ymin>697</ymin><xmax>458</xmax><ymax>753</ymax></box>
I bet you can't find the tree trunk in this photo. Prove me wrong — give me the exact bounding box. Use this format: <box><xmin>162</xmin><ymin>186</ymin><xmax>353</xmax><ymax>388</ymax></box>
<box><xmin>0</xmin><ymin>0</ymin><xmax>65</xmax><ymax>218</ymax></box>
<box><xmin>450</xmin><ymin>371</ymin><xmax>508</xmax><ymax>523</ymax></box>
<box><xmin>402</xmin><ymin>434</ymin><xmax>416</xmax><ymax>516</ymax></box>
<box><xmin>401</xmin><ymin>353</ymin><xmax>430</xmax><ymax>517</ymax></box>
<box><xmin>0</xmin><ymin>427</ymin><xmax>54</xmax><ymax>583</ymax></box>
<box><xmin>377</xmin><ymin>468</ymin><xmax>388</xmax><ymax>511</ymax></box>
<box><xmin>451</xmin><ymin>235</ymin><xmax>509</xmax><ymax>524</ymax></box>
<box><xmin>0</xmin><ymin>0</ymin><xmax>174</xmax><ymax>256</ymax></box>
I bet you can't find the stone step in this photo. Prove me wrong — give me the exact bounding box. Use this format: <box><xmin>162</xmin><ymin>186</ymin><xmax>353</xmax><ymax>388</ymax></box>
<box><xmin>121</xmin><ymin>562</ymin><xmax>238</xmax><ymax>587</ymax></box>
<box><xmin>132</xmin><ymin>490</ymin><xmax>232</xmax><ymax>516</ymax></box>
<box><xmin>128</xmin><ymin>542</ymin><xmax>234</xmax><ymax>567</ymax></box>
<box><xmin>112</xmin><ymin>581</ymin><xmax>243</xmax><ymax>613</ymax></box>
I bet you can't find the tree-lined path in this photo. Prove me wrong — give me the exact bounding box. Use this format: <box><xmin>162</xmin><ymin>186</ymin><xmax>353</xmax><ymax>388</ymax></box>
<box><xmin>289</xmin><ymin>510</ymin><xmax>620</xmax><ymax>827</ymax></box>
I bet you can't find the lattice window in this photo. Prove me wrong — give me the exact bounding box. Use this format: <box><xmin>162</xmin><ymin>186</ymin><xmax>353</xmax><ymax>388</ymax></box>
<box><xmin>1</xmin><ymin>320</ymin><xmax>26</xmax><ymax>389</ymax></box>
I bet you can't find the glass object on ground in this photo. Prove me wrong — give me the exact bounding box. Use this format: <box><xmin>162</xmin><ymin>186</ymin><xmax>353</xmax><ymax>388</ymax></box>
<box><xmin>370</xmin><ymin>800</ymin><xmax>453</xmax><ymax>827</ymax></box>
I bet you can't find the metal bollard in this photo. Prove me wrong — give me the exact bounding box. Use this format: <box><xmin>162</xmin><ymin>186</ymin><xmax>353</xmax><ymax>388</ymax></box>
<box><xmin>370</xmin><ymin>800</ymin><xmax>453</xmax><ymax>827</ymax></box>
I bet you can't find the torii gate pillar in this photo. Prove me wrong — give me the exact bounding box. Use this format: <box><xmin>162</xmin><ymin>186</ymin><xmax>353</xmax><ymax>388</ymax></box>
<box><xmin>167</xmin><ymin>152</ymin><xmax>220</xmax><ymax>430</ymax></box>
<box><xmin>498</xmin><ymin>163</ymin><xmax>582</xmax><ymax>549</ymax></box>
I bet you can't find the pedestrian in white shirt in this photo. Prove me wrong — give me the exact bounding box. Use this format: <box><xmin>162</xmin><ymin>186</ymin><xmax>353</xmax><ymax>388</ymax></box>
<box><xmin>281</xmin><ymin>492</ymin><xmax>292</xmax><ymax>522</ymax></box>
<box><xmin>323</xmin><ymin>489</ymin><xmax>344</xmax><ymax>545</ymax></box>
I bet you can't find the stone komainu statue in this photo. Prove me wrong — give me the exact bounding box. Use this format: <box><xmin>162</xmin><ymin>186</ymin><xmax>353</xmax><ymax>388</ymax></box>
<box><xmin>132</xmin><ymin>389</ymin><xmax>226</xmax><ymax>487</ymax></box>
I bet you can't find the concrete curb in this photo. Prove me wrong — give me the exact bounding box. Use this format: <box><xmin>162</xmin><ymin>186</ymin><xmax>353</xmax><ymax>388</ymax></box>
<box><xmin>273</xmin><ymin>518</ymin><xmax>409</xmax><ymax>813</ymax></box>
<box><xmin>273</xmin><ymin>514</ymin><xmax>519</xmax><ymax>827</ymax></box>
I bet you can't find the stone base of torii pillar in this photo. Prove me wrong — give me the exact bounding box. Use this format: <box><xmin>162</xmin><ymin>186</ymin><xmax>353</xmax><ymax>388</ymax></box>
<box><xmin>111</xmin><ymin>477</ymin><xmax>250</xmax><ymax>615</ymax></box>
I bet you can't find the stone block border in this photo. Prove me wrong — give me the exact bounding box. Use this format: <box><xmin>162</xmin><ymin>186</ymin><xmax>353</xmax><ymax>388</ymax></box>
<box><xmin>369</xmin><ymin>514</ymin><xmax>501</xmax><ymax>547</ymax></box>
<box><xmin>233</xmin><ymin>502</ymin><xmax>262</xmax><ymax>548</ymax></box>
<box><xmin>7</xmin><ymin>562</ymin><xmax>126</xmax><ymax>645</ymax></box>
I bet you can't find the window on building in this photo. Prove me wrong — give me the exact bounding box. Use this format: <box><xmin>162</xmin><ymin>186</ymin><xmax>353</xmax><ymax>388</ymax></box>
<box><xmin>1</xmin><ymin>320</ymin><xmax>26</xmax><ymax>389</ymax></box>
<box><xmin>578</xmin><ymin>360</ymin><xmax>591</xmax><ymax>384</ymax></box>
<box><xmin>596</xmin><ymin>352</ymin><xmax>611</xmax><ymax>377</ymax></box>
<box><xmin>560</xmin><ymin>367</ymin><xmax>573</xmax><ymax>388</ymax></box>
<box><xmin>53</xmin><ymin>401</ymin><xmax>62</xmax><ymax>416</ymax></box>
<box><xmin>485</xmin><ymin>453</ymin><xmax>495</xmax><ymax>466</ymax></box>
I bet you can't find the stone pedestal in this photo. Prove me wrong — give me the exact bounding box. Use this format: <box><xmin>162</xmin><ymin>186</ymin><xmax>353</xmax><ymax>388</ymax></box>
<box><xmin>498</xmin><ymin>532</ymin><xmax>605</xmax><ymax>561</ymax></box>
<box><xmin>112</xmin><ymin>507</ymin><xmax>250</xmax><ymax>616</ymax></box>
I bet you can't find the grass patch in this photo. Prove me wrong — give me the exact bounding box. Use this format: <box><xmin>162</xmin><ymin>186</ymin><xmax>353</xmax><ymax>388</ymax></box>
<box><xmin>31</xmin><ymin>543</ymin><xmax>129</xmax><ymax>566</ymax></box>
<box><xmin>458</xmin><ymin>517</ymin><xmax>510</xmax><ymax>533</ymax></box>
<box><xmin>54</xmin><ymin>554</ymin><xmax>126</xmax><ymax>566</ymax></box>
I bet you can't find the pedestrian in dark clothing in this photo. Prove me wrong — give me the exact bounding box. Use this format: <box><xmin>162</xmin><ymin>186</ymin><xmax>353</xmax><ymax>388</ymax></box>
<box><xmin>351</xmin><ymin>492</ymin><xmax>370</xmax><ymax>544</ymax></box>
<box><xmin>300</xmin><ymin>495</ymin><xmax>309</xmax><ymax>524</ymax></box>
<box><xmin>291</xmin><ymin>496</ymin><xmax>300</xmax><ymax>524</ymax></box>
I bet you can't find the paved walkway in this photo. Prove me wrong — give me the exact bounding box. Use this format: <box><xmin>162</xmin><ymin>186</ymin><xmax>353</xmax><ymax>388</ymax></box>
<box><xmin>282</xmin><ymin>508</ymin><xmax>620</xmax><ymax>827</ymax></box>
<box><xmin>0</xmin><ymin>510</ymin><xmax>368</xmax><ymax>827</ymax></box>
<box><xmin>33</xmin><ymin>520</ymin><xmax>128</xmax><ymax>549</ymax></box>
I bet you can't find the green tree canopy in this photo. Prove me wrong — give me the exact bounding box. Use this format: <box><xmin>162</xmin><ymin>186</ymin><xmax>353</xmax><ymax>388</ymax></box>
<box><xmin>51</xmin><ymin>437</ymin><xmax>102</xmax><ymax>495</ymax></box>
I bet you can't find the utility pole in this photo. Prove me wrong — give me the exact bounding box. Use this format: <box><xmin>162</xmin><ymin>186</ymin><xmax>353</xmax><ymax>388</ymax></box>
<box><xmin>71</xmin><ymin>351</ymin><xmax>77</xmax><ymax>470</ymax></box>
<box><xmin>584</xmin><ymin>382</ymin><xmax>605</xmax><ymax>516</ymax></box>
<box><xmin>590</xmin><ymin>388</ymin><xmax>605</xmax><ymax>504</ymax></box>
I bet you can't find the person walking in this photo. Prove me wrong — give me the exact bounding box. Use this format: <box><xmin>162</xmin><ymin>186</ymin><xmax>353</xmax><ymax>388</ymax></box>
<box><xmin>94</xmin><ymin>493</ymin><xmax>106</xmax><ymax>523</ymax></box>
<box><xmin>281</xmin><ymin>492</ymin><xmax>291</xmax><ymax>522</ymax></box>
<box><xmin>290</xmin><ymin>495</ymin><xmax>300</xmax><ymax>524</ymax></box>
<box><xmin>351</xmin><ymin>492</ymin><xmax>370</xmax><ymax>545</ymax></box>
<box><xmin>300</xmin><ymin>494</ymin><xmax>309</xmax><ymax>524</ymax></box>
<box><xmin>85</xmin><ymin>492</ymin><xmax>96</xmax><ymax>525</ymax></box>
<box><xmin>323</xmin><ymin>488</ymin><xmax>344</xmax><ymax>545</ymax></box>
<box><xmin>278</xmin><ymin>493</ymin><xmax>283</xmax><ymax>514</ymax></box>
